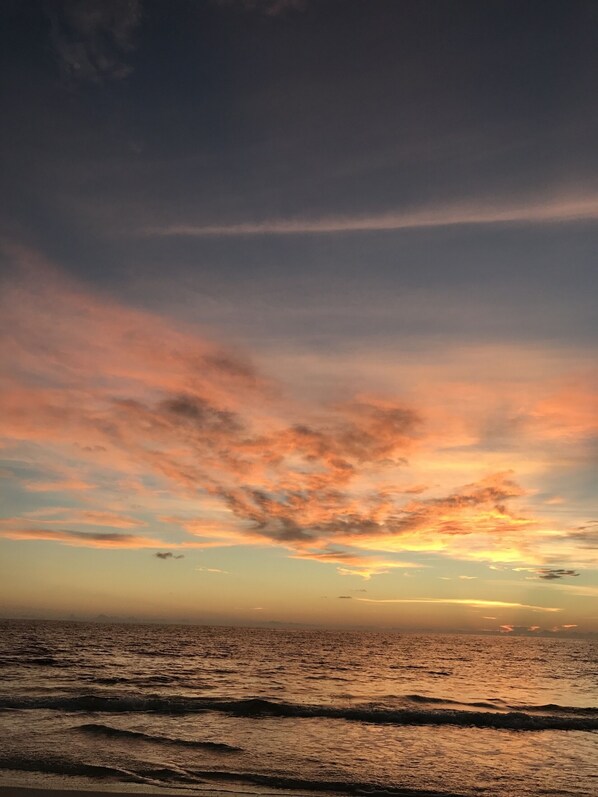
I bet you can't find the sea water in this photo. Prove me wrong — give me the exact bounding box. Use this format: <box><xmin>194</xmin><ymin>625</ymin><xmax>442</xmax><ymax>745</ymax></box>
<box><xmin>0</xmin><ymin>620</ymin><xmax>596</xmax><ymax>796</ymax></box>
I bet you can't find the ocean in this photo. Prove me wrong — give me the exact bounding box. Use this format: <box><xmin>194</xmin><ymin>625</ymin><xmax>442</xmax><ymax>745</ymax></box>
<box><xmin>0</xmin><ymin>620</ymin><xmax>596</xmax><ymax>796</ymax></box>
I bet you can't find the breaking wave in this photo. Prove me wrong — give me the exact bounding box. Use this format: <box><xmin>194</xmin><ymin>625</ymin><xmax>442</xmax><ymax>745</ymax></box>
<box><xmin>0</xmin><ymin>755</ymin><xmax>161</xmax><ymax>785</ymax></box>
<box><xmin>78</xmin><ymin>722</ymin><xmax>241</xmax><ymax>751</ymax></box>
<box><xmin>1</xmin><ymin>693</ymin><xmax>596</xmax><ymax>731</ymax></box>
<box><xmin>0</xmin><ymin>753</ymin><xmax>467</xmax><ymax>795</ymax></box>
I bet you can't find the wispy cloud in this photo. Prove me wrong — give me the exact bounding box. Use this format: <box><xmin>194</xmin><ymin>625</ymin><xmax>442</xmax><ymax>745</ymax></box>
<box><xmin>290</xmin><ymin>550</ymin><xmax>423</xmax><ymax>580</ymax></box>
<box><xmin>357</xmin><ymin>598</ymin><xmax>562</xmax><ymax>613</ymax></box>
<box><xmin>143</xmin><ymin>194</ymin><xmax>598</xmax><ymax>238</ymax></box>
<box><xmin>196</xmin><ymin>566</ymin><xmax>229</xmax><ymax>574</ymax></box>
<box><xmin>23</xmin><ymin>479</ymin><xmax>94</xmax><ymax>493</ymax></box>
<box><xmin>1</xmin><ymin>527</ymin><xmax>167</xmax><ymax>549</ymax></box>
<box><xmin>21</xmin><ymin>508</ymin><xmax>146</xmax><ymax>529</ymax></box>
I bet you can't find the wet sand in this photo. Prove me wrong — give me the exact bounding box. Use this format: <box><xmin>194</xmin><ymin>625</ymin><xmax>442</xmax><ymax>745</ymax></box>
<box><xmin>0</xmin><ymin>789</ymin><xmax>230</xmax><ymax>797</ymax></box>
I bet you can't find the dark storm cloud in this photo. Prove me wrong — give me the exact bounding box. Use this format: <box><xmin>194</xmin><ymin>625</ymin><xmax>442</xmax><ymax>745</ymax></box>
<box><xmin>46</xmin><ymin>0</ymin><xmax>142</xmax><ymax>83</ymax></box>
<box><xmin>154</xmin><ymin>551</ymin><xmax>185</xmax><ymax>560</ymax></box>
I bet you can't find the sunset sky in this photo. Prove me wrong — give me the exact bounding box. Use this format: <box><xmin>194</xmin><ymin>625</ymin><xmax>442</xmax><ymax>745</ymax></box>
<box><xmin>1</xmin><ymin>0</ymin><xmax>597</xmax><ymax>633</ymax></box>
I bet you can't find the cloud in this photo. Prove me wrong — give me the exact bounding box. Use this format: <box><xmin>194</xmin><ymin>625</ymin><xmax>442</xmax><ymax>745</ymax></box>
<box><xmin>155</xmin><ymin>551</ymin><xmax>184</xmax><ymax>560</ymax></box>
<box><xmin>328</xmin><ymin>472</ymin><xmax>537</xmax><ymax>565</ymax></box>
<box><xmin>549</xmin><ymin>624</ymin><xmax>579</xmax><ymax>633</ymax></box>
<box><xmin>538</xmin><ymin>568</ymin><xmax>580</xmax><ymax>580</ymax></box>
<box><xmin>357</xmin><ymin>598</ymin><xmax>561</xmax><ymax>613</ymax></box>
<box><xmin>24</xmin><ymin>479</ymin><xmax>94</xmax><ymax>493</ymax></box>
<box><xmin>143</xmin><ymin>194</ymin><xmax>598</xmax><ymax>238</ymax></box>
<box><xmin>498</xmin><ymin>624</ymin><xmax>578</xmax><ymax>635</ymax></box>
<box><xmin>567</xmin><ymin>522</ymin><xmax>598</xmax><ymax>549</ymax></box>
<box><xmin>196</xmin><ymin>566</ymin><xmax>228</xmax><ymax>573</ymax></box>
<box><xmin>47</xmin><ymin>0</ymin><xmax>142</xmax><ymax>84</ymax></box>
<box><xmin>289</xmin><ymin>550</ymin><xmax>423</xmax><ymax>580</ymax></box>
<box><xmin>337</xmin><ymin>595</ymin><xmax>352</xmax><ymax>599</ymax></box>
<box><xmin>1</xmin><ymin>527</ymin><xmax>167</xmax><ymax>549</ymax></box>
<box><xmin>21</xmin><ymin>508</ymin><xmax>146</xmax><ymax>529</ymax></box>
<box><xmin>1</xmin><ymin>249</ymin><xmax>594</xmax><ymax>573</ymax></box>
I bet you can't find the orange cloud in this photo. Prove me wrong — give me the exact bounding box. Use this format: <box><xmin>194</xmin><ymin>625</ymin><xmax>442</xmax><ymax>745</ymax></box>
<box><xmin>528</xmin><ymin>384</ymin><xmax>598</xmax><ymax>441</ymax></box>
<box><xmin>289</xmin><ymin>550</ymin><xmax>422</xmax><ymax>580</ymax></box>
<box><xmin>1</xmin><ymin>248</ymin><xmax>595</xmax><ymax>572</ymax></box>
<box><xmin>1</xmin><ymin>527</ymin><xmax>168</xmax><ymax>549</ymax></box>
<box><xmin>24</xmin><ymin>479</ymin><xmax>95</xmax><ymax>492</ymax></box>
<box><xmin>21</xmin><ymin>508</ymin><xmax>146</xmax><ymax>529</ymax></box>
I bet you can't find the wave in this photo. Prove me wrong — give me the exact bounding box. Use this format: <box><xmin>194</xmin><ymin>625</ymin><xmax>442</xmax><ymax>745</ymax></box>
<box><xmin>78</xmin><ymin>722</ymin><xmax>241</xmax><ymax>751</ymax></box>
<box><xmin>402</xmin><ymin>694</ymin><xmax>598</xmax><ymax>715</ymax></box>
<box><xmin>188</xmin><ymin>768</ymin><xmax>467</xmax><ymax>796</ymax></box>
<box><xmin>1</xmin><ymin>693</ymin><xmax>596</xmax><ymax>730</ymax></box>
<box><xmin>0</xmin><ymin>655</ymin><xmax>68</xmax><ymax>668</ymax></box>
<box><xmin>0</xmin><ymin>755</ymin><xmax>160</xmax><ymax>785</ymax></box>
<box><xmin>0</xmin><ymin>754</ymin><xmax>466</xmax><ymax>796</ymax></box>
<box><xmin>92</xmin><ymin>674</ymin><xmax>181</xmax><ymax>685</ymax></box>
<box><xmin>403</xmin><ymin>694</ymin><xmax>502</xmax><ymax>710</ymax></box>
<box><xmin>519</xmin><ymin>702</ymin><xmax>598</xmax><ymax>715</ymax></box>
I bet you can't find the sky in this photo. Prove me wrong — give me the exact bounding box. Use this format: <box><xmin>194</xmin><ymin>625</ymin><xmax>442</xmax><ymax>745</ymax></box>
<box><xmin>0</xmin><ymin>0</ymin><xmax>597</xmax><ymax>633</ymax></box>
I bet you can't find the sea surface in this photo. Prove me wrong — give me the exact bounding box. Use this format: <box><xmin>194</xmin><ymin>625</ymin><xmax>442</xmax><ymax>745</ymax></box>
<box><xmin>0</xmin><ymin>620</ymin><xmax>596</xmax><ymax>797</ymax></box>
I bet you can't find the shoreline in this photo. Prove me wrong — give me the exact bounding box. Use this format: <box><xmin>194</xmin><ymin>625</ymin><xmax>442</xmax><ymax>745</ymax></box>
<box><xmin>0</xmin><ymin>789</ymin><xmax>268</xmax><ymax>797</ymax></box>
<box><xmin>0</xmin><ymin>784</ymin><xmax>225</xmax><ymax>797</ymax></box>
<box><xmin>0</xmin><ymin>784</ymin><xmax>331</xmax><ymax>797</ymax></box>
<box><xmin>0</xmin><ymin>790</ymin><xmax>218</xmax><ymax>797</ymax></box>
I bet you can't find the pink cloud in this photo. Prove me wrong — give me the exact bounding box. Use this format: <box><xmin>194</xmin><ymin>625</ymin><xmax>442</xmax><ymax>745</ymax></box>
<box><xmin>21</xmin><ymin>508</ymin><xmax>147</xmax><ymax>529</ymax></box>
<box><xmin>1</xmin><ymin>248</ymin><xmax>595</xmax><ymax>571</ymax></box>
<box><xmin>1</xmin><ymin>527</ymin><xmax>168</xmax><ymax>549</ymax></box>
<box><xmin>24</xmin><ymin>479</ymin><xmax>95</xmax><ymax>492</ymax></box>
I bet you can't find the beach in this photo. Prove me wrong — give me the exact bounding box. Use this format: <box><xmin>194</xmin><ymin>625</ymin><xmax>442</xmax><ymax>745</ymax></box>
<box><xmin>0</xmin><ymin>790</ymin><xmax>243</xmax><ymax>797</ymax></box>
<box><xmin>1</xmin><ymin>790</ymin><xmax>199</xmax><ymax>797</ymax></box>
